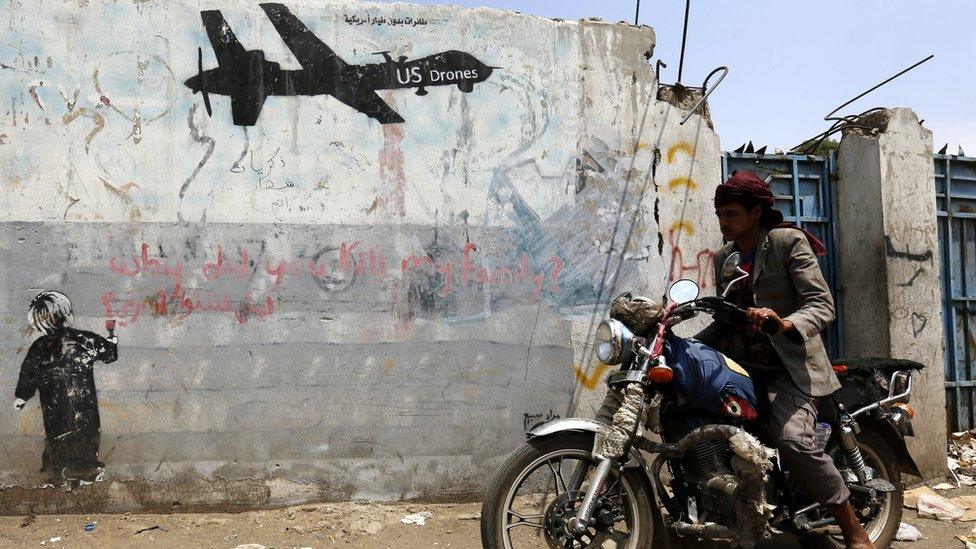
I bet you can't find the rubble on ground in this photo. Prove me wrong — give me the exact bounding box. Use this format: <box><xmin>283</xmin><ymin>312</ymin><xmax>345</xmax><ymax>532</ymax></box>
<box><xmin>950</xmin><ymin>430</ymin><xmax>976</xmax><ymax>480</ymax></box>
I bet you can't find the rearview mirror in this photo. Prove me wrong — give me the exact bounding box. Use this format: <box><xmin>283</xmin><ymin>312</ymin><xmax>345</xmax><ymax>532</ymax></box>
<box><xmin>720</xmin><ymin>252</ymin><xmax>750</xmax><ymax>299</ymax></box>
<box><xmin>667</xmin><ymin>279</ymin><xmax>700</xmax><ymax>304</ymax></box>
<box><xmin>722</xmin><ymin>252</ymin><xmax>744</xmax><ymax>279</ymax></box>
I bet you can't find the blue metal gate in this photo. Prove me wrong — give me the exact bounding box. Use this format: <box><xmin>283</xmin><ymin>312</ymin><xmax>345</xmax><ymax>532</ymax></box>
<box><xmin>936</xmin><ymin>154</ymin><xmax>976</xmax><ymax>432</ymax></box>
<box><xmin>721</xmin><ymin>152</ymin><xmax>843</xmax><ymax>358</ymax></box>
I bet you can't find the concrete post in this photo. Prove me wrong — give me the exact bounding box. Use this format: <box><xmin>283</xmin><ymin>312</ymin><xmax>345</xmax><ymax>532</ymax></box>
<box><xmin>836</xmin><ymin>108</ymin><xmax>947</xmax><ymax>479</ymax></box>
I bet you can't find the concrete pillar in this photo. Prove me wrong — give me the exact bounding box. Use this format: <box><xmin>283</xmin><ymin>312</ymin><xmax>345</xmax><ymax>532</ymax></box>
<box><xmin>836</xmin><ymin>108</ymin><xmax>947</xmax><ymax>479</ymax></box>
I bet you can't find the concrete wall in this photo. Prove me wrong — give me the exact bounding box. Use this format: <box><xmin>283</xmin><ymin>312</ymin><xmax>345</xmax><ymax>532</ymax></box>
<box><xmin>0</xmin><ymin>0</ymin><xmax>723</xmax><ymax>512</ymax></box>
<box><xmin>837</xmin><ymin>108</ymin><xmax>947</xmax><ymax>478</ymax></box>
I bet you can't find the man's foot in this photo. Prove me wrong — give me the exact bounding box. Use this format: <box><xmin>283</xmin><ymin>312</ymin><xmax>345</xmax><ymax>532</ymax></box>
<box><xmin>827</xmin><ymin>501</ymin><xmax>876</xmax><ymax>549</ymax></box>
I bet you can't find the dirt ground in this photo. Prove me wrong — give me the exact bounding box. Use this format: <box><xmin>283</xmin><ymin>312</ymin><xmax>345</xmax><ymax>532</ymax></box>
<box><xmin>0</xmin><ymin>501</ymin><xmax>485</xmax><ymax>549</ymax></box>
<box><xmin>1</xmin><ymin>488</ymin><xmax>974</xmax><ymax>548</ymax></box>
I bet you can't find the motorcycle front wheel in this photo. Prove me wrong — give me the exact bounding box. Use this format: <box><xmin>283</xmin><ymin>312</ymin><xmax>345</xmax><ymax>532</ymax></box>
<box><xmin>480</xmin><ymin>432</ymin><xmax>653</xmax><ymax>549</ymax></box>
<box><xmin>799</xmin><ymin>428</ymin><xmax>903</xmax><ymax>549</ymax></box>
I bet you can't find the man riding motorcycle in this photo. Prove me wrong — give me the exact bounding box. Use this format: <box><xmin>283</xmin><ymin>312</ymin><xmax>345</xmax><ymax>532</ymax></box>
<box><xmin>694</xmin><ymin>170</ymin><xmax>874</xmax><ymax>549</ymax></box>
<box><xmin>482</xmin><ymin>168</ymin><xmax>918</xmax><ymax>548</ymax></box>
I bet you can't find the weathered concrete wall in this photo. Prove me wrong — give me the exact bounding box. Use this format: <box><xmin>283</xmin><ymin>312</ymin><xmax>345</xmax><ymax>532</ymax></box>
<box><xmin>572</xmin><ymin>106</ymin><xmax>722</xmax><ymax>417</ymax></box>
<box><xmin>837</xmin><ymin>108</ymin><xmax>947</xmax><ymax>478</ymax></box>
<box><xmin>0</xmin><ymin>0</ymin><xmax>722</xmax><ymax>511</ymax></box>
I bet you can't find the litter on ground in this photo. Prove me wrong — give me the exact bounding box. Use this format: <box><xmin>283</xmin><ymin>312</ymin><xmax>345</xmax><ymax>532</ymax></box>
<box><xmin>401</xmin><ymin>511</ymin><xmax>434</xmax><ymax>526</ymax></box>
<box><xmin>895</xmin><ymin>521</ymin><xmax>923</xmax><ymax>541</ymax></box>
<box><xmin>917</xmin><ymin>492</ymin><xmax>965</xmax><ymax>521</ymax></box>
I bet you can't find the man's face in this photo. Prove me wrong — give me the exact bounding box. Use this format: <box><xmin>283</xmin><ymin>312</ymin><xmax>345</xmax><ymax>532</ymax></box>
<box><xmin>716</xmin><ymin>202</ymin><xmax>762</xmax><ymax>241</ymax></box>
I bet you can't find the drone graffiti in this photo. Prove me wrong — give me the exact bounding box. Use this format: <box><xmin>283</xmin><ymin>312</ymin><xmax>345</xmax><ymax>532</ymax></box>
<box><xmin>184</xmin><ymin>3</ymin><xmax>498</xmax><ymax>125</ymax></box>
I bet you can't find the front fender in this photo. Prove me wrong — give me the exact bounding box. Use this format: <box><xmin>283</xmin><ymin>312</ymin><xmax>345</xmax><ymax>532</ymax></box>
<box><xmin>527</xmin><ymin>418</ymin><xmax>651</xmax><ymax>472</ymax></box>
<box><xmin>525</xmin><ymin>416</ymin><xmax>668</xmax><ymax>538</ymax></box>
<box><xmin>527</xmin><ymin>418</ymin><xmax>609</xmax><ymax>439</ymax></box>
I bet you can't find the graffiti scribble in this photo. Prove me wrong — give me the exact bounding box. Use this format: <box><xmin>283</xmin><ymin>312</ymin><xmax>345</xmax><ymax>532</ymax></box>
<box><xmin>61</xmin><ymin>108</ymin><xmax>105</xmax><ymax>154</ymax></box>
<box><xmin>884</xmin><ymin>235</ymin><xmax>933</xmax><ymax>262</ymax></box>
<box><xmin>178</xmin><ymin>103</ymin><xmax>216</xmax><ymax>220</ymax></box>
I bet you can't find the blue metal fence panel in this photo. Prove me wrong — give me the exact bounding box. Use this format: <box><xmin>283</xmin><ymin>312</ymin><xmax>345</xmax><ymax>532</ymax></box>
<box><xmin>721</xmin><ymin>152</ymin><xmax>843</xmax><ymax>359</ymax></box>
<box><xmin>935</xmin><ymin>154</ymin><xmax>976</xmax><ymax>432</ymax></box>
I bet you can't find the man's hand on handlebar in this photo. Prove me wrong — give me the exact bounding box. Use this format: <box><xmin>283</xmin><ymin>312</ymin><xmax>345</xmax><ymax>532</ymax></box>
<box><xmin>745</xmin><ymin>307</ymin><xmax>793</xmax><ymax>336</ymax></box>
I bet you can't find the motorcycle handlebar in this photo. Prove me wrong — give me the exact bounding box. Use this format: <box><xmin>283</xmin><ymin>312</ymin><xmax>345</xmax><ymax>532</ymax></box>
<box><xmin>680</xmin><ymin>297</ymin><xmax>781</xmax><ymax>335</ymax></box>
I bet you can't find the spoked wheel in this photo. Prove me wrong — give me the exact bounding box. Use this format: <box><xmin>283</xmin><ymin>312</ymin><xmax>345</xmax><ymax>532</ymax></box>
<box><xmin>481</xmin><ymin>433</ymin><xmax>653</xmax><ymax>549</ymax></box>
<box><xmin>799</xmin><ymin>429</ymin><xmax>902</xmax><ymax>548</ymax></box>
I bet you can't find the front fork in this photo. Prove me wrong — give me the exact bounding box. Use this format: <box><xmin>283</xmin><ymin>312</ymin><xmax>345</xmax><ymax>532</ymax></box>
<box><xmin>567</xmin><ymin>458</ymin><xmax>616</xmax><ymax>534</ymax></box>
<box><xmin>569</xmin><ymin>381</ymin><xmax>647</xmax><ymax>535</ymax></box>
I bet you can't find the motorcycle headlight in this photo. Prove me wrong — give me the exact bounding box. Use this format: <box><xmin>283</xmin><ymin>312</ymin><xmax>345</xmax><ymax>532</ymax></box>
<box><xmin>595</xmin><ymin>319</ymin><xmax>634</xmax><ymax>365</ymax></box>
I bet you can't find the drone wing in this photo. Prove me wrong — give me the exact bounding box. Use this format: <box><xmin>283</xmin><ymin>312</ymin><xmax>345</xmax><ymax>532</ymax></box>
<box><xmin>200</xmin><ymin>11</ymin><xmax>247</xmax><ymax>67</ymax></box>
<box><xmin>260</xmin><ymin>3</ymin><xmax>346</xmax><ymax>71</ymax></box>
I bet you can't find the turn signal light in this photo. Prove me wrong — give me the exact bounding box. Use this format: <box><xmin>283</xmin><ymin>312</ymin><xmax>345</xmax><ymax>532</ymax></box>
<box><xmin>893</xmin><ymin>402</ymin><xmax>916</xmax><ymax>419</ymax></box>
<box><xmin>648</xmin><ymin>365</ymin><xmax>674</xmax><ymax>384</ymax></box>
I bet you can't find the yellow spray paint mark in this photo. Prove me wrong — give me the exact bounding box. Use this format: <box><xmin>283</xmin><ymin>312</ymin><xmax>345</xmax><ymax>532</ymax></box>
<box><xmin>668</xmin><ymin>177</ymin><xmax>698</xmax><ymax>191</ymax></box>
<box><xmin>97</xmin><ymin>399</ymin><xmax>128</xmax><ymax>420</ymax></box>
<box><xmin>670</xmin><ymin>220</ymin><xmax>696</xmax><ymax>236</ymax></box>
<box><xmin>573</xmin><ymin>363</ymin><xmax>611</xmax><ymax>390</ymax></box>
<box><xmin>16</xmin><ymin>410</ymin><xmax>42</xmax><ymax>435</ymax></box>
<box><xmin>666</xmin><ymin>142</ymin><xmax>696</xmax><ymax>164</ymax></box>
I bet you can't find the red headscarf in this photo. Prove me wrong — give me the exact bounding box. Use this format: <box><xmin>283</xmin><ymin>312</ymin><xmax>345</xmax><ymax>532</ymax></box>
<box><xmin>714</xmin><ymin>171</ymin><xmax>827</xmax><ymax>256</ymax></box>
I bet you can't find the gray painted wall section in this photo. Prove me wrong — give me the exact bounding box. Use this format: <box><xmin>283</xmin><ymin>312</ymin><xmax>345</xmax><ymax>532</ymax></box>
<box><xmin>1</xmin><ymin>222</ymin><xmax>574</xmax><ymax>498</ymax></box>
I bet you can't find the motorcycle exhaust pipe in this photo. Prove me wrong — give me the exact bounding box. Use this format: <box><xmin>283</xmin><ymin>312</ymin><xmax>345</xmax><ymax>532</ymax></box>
<box><xmin>669</xmin><ymin>521</ymin><xmax>732</xmax><ymax>538</ymax></box>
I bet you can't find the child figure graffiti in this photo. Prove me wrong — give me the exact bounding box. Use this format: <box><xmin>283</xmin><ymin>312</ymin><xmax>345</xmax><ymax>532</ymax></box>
<box><xmin>13</xmin><ymin>291</ymin><xmax>119</xmax><ymax>484</ymax></box>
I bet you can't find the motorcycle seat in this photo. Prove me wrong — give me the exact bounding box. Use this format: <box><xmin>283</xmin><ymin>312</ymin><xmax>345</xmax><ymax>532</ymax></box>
<box><xmin>830</xmin><ymin>357</ymin><xmax>924</xmax><ymax>376</ymax></box>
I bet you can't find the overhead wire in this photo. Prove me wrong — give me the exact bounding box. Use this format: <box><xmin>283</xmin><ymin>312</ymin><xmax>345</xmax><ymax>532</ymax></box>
<box><xmin>792</xmin><ymin>55</ymin><xmax>934</xmax><ymax>154</ymax></box>
<box><xmin>677</xmin><ymin>0</ymin><xmax>691</xmax><ymax>82</ymax></box>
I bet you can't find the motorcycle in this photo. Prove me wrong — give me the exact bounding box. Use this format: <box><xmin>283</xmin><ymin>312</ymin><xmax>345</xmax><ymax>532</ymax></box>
<box><xmin>481</xmin><ymin>251</ymin><xmax>922</xmax><ymax>548</ymax></box>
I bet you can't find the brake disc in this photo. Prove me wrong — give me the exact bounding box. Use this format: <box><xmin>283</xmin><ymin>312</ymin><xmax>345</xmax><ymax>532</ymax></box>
<box><xmin>542</xmin><ymin>491</ymin><xmax>621</xmax><ymax>549</ymax></box>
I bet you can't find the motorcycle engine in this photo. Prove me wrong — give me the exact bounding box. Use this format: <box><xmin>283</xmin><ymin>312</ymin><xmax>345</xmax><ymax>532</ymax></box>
<box><xmin>672</xmin><ymin>425</ymin><xmax>773</xmax><ymax>541</ymax></box>
<box><xmin>681</xmin><ymin>437</ymin><xmax>738</xmax><ymax>524</ymax></box>
<box><xmin>685</xmin><ymin>437</ymin><xmax>732</xmax><ymax>479</ymax></box>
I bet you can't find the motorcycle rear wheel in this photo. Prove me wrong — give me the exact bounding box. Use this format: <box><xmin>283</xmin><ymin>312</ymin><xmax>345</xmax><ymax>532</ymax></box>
<box><xmin>480</xmin><ymin>432</ymin><xmax>653</xmax><ymax>549</ymax></box>
<box><xmin>798</xmin><ymin>428</ymin><xmax>902</xmax><ymax>549</ymax></box>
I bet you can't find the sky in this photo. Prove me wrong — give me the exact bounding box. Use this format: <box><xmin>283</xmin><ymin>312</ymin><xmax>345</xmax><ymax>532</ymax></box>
<box><xmin>375</xmin><ymin>0</ymin><xmax>976</xmax><ymax>154</ymax></box>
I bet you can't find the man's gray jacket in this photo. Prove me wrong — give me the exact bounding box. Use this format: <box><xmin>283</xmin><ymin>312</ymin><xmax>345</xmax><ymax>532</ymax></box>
<box><xmin>695</xmin><ymin>227</ymin><xmax>841</xmax><ymax>397</ymax></box>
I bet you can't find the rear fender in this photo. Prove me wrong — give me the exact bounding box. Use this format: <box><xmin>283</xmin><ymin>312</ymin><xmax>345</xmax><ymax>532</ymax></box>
<box><xmin>863</xmin><ymin>419</ymin><xmax>922</xmax><ymax>478</ymax></box>
<box><xmin>822</xmin><ymin>379</ymin><xmax>922</xmax><ymax>478</ymax></box>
